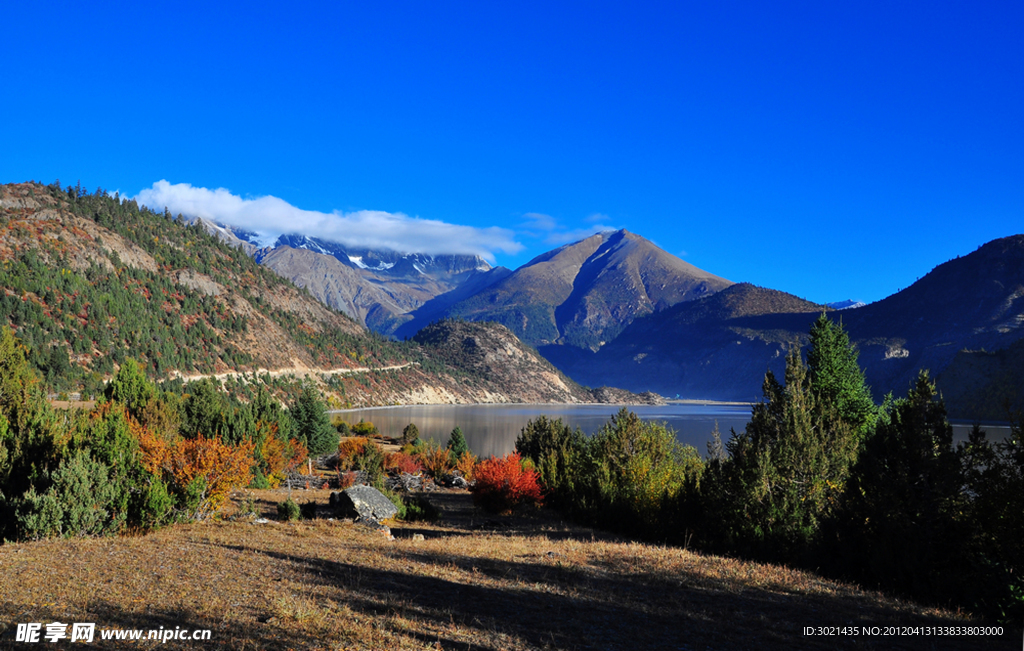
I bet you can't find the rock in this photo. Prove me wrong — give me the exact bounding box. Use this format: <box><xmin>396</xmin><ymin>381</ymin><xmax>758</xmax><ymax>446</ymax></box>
<box><xmin>330</xmin><ymin>485</ymin><xmax>399</xmax><ymax>522</ymax></box>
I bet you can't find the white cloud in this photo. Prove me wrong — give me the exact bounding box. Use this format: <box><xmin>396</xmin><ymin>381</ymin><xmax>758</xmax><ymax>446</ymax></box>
<box><xmin>134</xmin><ymin>181</ymin><xmax>523</xmax><ymax>262</ymax></box>
<box><xmin>517</xmin><ymin>211</ymin><xmax>618</xmax><ymax>246</ymax></box>
<box><xmin>543</xmin><ymin>225</ymin><xmax>617</xmax><ymax>246</ymax></box>
<box><xmin>520</xmin><ymin>212</ymin><xmax>559</xmax><ymax>232</ymax></box>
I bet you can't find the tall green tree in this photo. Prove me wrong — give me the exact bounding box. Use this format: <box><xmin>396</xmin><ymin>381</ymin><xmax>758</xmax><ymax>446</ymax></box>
<box><xmin>702</xmin><ymin>348</ymin><xmax>857</xmax><ymax>559</ymax></box>
<box><xmin>806</xmin><ymin>313</ymin><xmax>877</xmax><ymax>435</ymax></box>
<box><xmin>105</xmin><ymin>358</ymin><xmax>155</xmax><ymax>416</ymax></box>
<box><xmin>290</xmin><ymin>383</ymin><xmax>337</xmax><ymax>456</ymax></box>
<box><xmin>831</xmin><ymin>371</ymin><xmax>972</xmax><ymax>607</ymax></box>
<box><xmin>446</xmin><ymin>426</ymin><xmax>468</xmax><ymax>459</ymax></box>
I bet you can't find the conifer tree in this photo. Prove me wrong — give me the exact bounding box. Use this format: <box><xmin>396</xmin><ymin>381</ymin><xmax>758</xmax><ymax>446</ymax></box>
<box><xmin>447</xmin><ymin>426</ymin><xmax>468</xmax><ymax>459</ymax></box>
<box><xmin>806</xmin><ymin>313</ymin><xmax>876</xmax><ymax>435</ymax></box>
<box><xmin>290</xmin><ymin>383</ymin><xmax>337</xmax><ymax>457</ymax></box>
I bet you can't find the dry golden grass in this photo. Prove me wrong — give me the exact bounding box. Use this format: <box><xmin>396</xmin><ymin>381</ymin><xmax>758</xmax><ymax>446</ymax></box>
<box><xmin>0</xmin><ymin>489</ymin><xmax>1014</xmax><ymax>650</ymax></box>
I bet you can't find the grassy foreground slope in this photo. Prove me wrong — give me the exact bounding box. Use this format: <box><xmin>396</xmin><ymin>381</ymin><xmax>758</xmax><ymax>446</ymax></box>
<box><xmin>0</xmin><ymin>490</ymin><xmax>1009</xmax><ymax>651</ymax></box>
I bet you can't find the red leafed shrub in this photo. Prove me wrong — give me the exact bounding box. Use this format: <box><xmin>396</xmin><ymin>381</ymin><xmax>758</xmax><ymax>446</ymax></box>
<box><xmin>471</xmin><ymin>452</ymin><xmax>543</xmax><ymax>514</ymax></box>
<box><xmin>384</xmin><ymin>451</ymin><xmax>423</xmax><ymax>475</ymax></box>
<box><xmin>337</xmin><ymin>470</ymin><xmax>357</xmax><ymax>490</ymax></box>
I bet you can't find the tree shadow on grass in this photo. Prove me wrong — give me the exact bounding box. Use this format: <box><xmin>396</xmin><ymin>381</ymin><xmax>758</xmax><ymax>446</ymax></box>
<box><xmin>215</xmin><ymin>542</ymin><xmax>1011</xmax><ymax>651</ymax></box>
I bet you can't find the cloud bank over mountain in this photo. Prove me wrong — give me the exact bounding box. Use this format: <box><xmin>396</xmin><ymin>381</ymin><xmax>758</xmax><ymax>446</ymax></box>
<box><xmin>134</xmin><ymin>180</ymin><xmax>523</xmax><ymax>261</ymax></box>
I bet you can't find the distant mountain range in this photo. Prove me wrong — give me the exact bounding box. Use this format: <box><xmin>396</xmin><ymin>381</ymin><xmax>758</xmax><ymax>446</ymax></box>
<box><xmin>0</xmin><ymin>182</ymin><xmax>654</xmax><ymax>408</ymax></box>
<box><xmin>196</xmin><ymin>205</ymin><xmax>1024</xmax><ymax>420</ymax></box>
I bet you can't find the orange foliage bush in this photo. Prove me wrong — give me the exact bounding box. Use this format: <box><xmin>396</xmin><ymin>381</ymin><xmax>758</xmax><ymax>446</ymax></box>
<box><xmin>471</xmin><ymin>452</ymin><xmax>543</xmax><ymax>514</ymax></box>
<box><xmin>337</xmin><ymin>437</ymin><xmax>369</xmax><ymax>469</ymax></box>
<box><xmin>384</xmin><ymin>451</ymin><xmax>423</xmax><ymax>475</ymax></box>
<box><xmin>164</xmin><ymin>434</ymin><xmax>255</xmax><ymax>519</ymax></box>
<box><xmin>337</xmin><ymin>470</ymin><xmax>357</xmax><ymax>490</ymax></box>
<box><xmin>416</xmin><ymin>441</ymin><xmax>454</xmax><ymax>479</ymax></box>
<box><xmin>455</xmin><ymin>451</ymin><xmax>478</xmax><ymax>481</ymax></box>
<box><xmin>261</xmin><ymin>430</ymin><xmax>308</xmax><ymax>488</ymax></box>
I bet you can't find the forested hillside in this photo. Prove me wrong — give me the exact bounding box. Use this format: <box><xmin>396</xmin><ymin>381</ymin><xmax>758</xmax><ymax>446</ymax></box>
<box><xmin>0</xmin><ymin>181</ymin><xmax>626</xmax><ymax>406</ymax></box>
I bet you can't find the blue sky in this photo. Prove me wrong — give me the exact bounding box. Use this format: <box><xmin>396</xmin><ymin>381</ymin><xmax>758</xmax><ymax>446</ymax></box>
<box><xmin>2</xmin><ymin>2</ymin><xmax>1021</xmax><ymax>304</ymax></box>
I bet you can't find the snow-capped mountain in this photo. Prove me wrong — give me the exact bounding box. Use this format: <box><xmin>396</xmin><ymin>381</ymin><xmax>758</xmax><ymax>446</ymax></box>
<box><xmin>827</xmin><ymin>300</ymin><xmax>867</xmax><ymax>310</ymax></box>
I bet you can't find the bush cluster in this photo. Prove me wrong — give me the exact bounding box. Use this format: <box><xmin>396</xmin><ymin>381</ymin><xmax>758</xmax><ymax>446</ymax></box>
<box><xmin>0</xmin><ymin>329</ymin><xmax>316</xmax><ymax>539</ymax></box>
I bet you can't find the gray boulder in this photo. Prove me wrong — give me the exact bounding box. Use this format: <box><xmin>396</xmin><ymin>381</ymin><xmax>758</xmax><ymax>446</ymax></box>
<box><xmin>330</xmin><ymin>485</ymin><xmax>398</xmax><ymax>522</ymax></box>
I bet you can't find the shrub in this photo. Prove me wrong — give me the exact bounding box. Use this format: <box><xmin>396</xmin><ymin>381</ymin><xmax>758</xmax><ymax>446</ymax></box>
<box><xmin>401</xmin><ymin>422</ymin><xmax>419</xmax><ymax>445</ymax></box>
<box><xmin>585</xmin><ymin>409</ymin><xmax>702</xmax><ymax>540</ymax></box>
<box><xmin>455</xmin><ymin>451</ymin><xmax>478</xmax><ymax>481</ymax></box>
<box><xmin>351</xmin><ymin>420</ymin><xmax>379</xmax><ymax>437</ymax></box>
<box><xmin>402</xmin><ymin>495</ymin><xmax>440</xmax><ymax>522</ymax></box>
<box><xmin>164</xmin><ymin>434</ymin><xmax>255</xmax><ymax>520</ymax></box>
<box><xmin>337</xmin><ymin>470</ymin><xmax>357</xmax><ymax>490</ymax></box>
<box><xmin>336</xmin><ymin>437</ymin><xmax>369</xmax><ymax>469</ymax></box>
<box><xmin>472</xmin><ymin>452</ymin><xmax>543</xmax><ymax>514</ymax></box>
<box><xmin>516</xmin><ymin>416</ymin><xmax>587</xmax><ymax>510</ymax></box>
<box><xmin>384</xmin><ymin>451</ymin><xmax>423</xmax><ymax>475</ymax></box>
<box><xmin>417</xmin><ymin>440</ymin><xmax>454</xmax><ymax>479</ymax></box>
<box><xmin>277</xmin><ymin>497</ymin><xmax>299</xmax><ymax>521</ymax></box>
<box><xmin>351</xmin><ymin>442</ymin><xmax>385</xmax><ymax>485</ymax></box>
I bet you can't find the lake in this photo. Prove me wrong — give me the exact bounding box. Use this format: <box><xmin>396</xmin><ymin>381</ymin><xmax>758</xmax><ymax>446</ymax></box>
<box><xmin>331</xmin><ymin>403</ymin><xmax>753</xmax><ymax>458</ymax></box>
<box><xmin>331</xmin><ymin>403</ymin><xmax>1014</xmax><ymax>459</ymax></box>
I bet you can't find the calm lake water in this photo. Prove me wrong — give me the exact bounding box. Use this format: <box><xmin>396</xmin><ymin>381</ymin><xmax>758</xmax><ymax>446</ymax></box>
<box><xmin>331</xmin><ymin>403</ymin><xmax>1013</xmax><ymax>459</ymax></box>
<box><xmin>332</xmin><ymin>403</ymin><xmax>753</xmax><ymax>458</ymax></box>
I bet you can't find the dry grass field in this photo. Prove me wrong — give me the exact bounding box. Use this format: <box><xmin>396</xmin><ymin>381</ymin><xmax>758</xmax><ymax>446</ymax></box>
<box><xmin>0</xmin><ymin>488</ymin><xmax>1016</xmax><ymax>650</ymax></box>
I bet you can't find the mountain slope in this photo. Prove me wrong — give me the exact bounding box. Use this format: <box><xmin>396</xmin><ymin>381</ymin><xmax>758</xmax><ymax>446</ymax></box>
<box><xmin>543</xmin><ymin>235</ymin><xmax>1024</xmax><ymax>414</ymax></box>
<box><xmin>434</xmin><ymin>230</ymin><xmax>733</xmax><ymax>350</ymax></box>
<box><xmin>545</xmin><ymin>283</ymin><xmax>826</xmax><ymax>400</ymax></box>
<box><xmin>836</xmin><ymin>234</ymin><xmax>1024</xmax><ymax>399</ymax></box>
<box><xmin>255</xmin><ymin>234</ymin><xmax>499</xmax><ymax>335</ymax></box>
<box><xmin>0</xmin><ymin>181</ymin><xmax>642</xmax><ymax>407</ymax></box>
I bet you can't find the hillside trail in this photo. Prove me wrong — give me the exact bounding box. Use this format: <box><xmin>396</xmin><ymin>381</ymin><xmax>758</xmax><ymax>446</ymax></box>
<box><xmin>163</xmin><ymin>362</ymin><xmax>417</xmax><ymax>384</ymax></box>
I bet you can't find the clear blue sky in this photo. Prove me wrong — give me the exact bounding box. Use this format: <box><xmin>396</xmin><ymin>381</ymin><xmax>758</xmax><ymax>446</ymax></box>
<box><xmin>3</xmin><ymin>2</ymin><xmax>1021</xmax><ymax>304</ymax></box>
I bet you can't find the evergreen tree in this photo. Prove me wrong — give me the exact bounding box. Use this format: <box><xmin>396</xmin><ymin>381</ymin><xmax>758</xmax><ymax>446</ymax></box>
<box><xmin>446</xmin><ymin>426</ymin><xmax>468</xmax><ymax>459</ymax></box>
<box><xmin>806</xmin><ymin>313</ymin><xmax>876</xmax><ymax>435</ymax></box>
<box><xmin>183</xmin><ymin>379</ymin><xmax>224</xmax><ymax>439</ymax></box>
<box><xmin>290</xmin><ymin>383</ymin><xmax>337</xmax><ymax>456</ymax></box>
<box><xmin>105</xmin><ymin>358</ymin><xmax>155</xmax><ymax>416</ymax></box>
<box><xmin>401</xmin><ymin>422</ymin><xmax>419</xmax><ymax>445</ymax></box>
<box><xmin>702</xmin><ymin>349</ymin><xmax>856</xmax><ymax>559</ymax></box>
<box><xmin>832</xmin><ymin>371</ymin><xmax>972</xmax><ymax>606</ymax></box>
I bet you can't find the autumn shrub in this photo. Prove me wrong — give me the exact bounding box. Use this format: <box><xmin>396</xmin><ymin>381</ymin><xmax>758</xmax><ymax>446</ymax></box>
<box><xmin>260</xmin><ymin>433</ymin><xmax>308</xmax><ymax>488</ymax></box>
<box><xmin>471</xmin><ymin>452</ymin><xmax>543</xmax><ymax>514</ymax></box>
<box><xmin>337</xmin><ymin>470</ymin><xmax>357</xmax><ymax>489</ymax></box>
<box><xmin>384</xmin><ymin>451</ymin><xmax>423</xmax><ymax>475</ymax></box>
<box><xmin>417</xmin><ymin>440</ymin><xmax>454</xmax><ymax>479</ymax></box>
<box><xmin>336</xmin><ymin>437</ymin><xmax>369</xmax><ymax>469</ymax></box>
<box><xmin>455</xmin><ymin>451</ymin><xmax>478</xmax><ymax>481</ymax></box>
<box><xmin>163</xmin><ymin>434</ymin><xmax>255</xmax><ymax>520</ymax></box>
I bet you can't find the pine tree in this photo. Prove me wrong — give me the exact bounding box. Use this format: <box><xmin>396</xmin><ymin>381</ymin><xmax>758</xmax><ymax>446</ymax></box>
<box><xmin>704</xmin><ymin>348</ymin><xmax>857</xmax><ymax>559</ymax></box>
<box><xmin>806</xmin><ymin>313</ymin><xmax>876</xmax><ymax>435</ymax></box>
<box><xmin>447</xmin><ymin>426</ymin><xmax>468</xmax><ymax>459</ymax></box>
<box><xmin>290</xmin><ymin>383</ymin><xmax>337</xmax><ymax>457</ymax></box>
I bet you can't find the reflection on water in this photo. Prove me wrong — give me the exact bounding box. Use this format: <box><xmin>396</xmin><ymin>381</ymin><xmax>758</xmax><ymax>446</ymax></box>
<box><xmin>330</xmin><ymin>403</ymin><xmax>1014</xmax><ymax>460</ymax></box>
<box><xmin>331</xmin><ymin>403</ymin><xmax>753</xmax><ymax>458</ymax></box>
